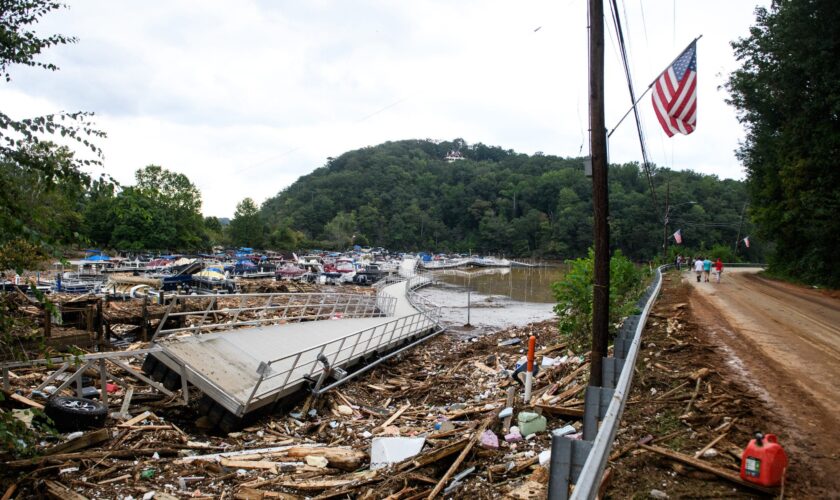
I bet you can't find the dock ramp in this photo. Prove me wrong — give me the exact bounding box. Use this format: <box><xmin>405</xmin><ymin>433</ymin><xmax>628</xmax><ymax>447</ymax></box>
<box><xmin>144</xmin><ymin>262</ymin><xmax>441</xmax><ymax>425</ymax></box>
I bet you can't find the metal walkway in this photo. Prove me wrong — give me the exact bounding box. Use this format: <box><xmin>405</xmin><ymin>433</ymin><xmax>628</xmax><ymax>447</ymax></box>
<box><xmin>150</xmin><ymin>261</ymin><xmax>441</xmax><ymax>417</ymax></box>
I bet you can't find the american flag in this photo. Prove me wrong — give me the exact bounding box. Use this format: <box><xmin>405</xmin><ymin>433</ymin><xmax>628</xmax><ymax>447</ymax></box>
<box><xmin>743</xmin><ymin>236</ymin><xmax>750</xmax><ymax>248</ymax></box>
<box><xmin>673</xmin><ymin>229</ymin><xmax>683</xmax><ymax>244</ymax></box>
<box><xmin>652</xmin><ymin>41</ymin><xmax>697</xmax><ymax>137</ymax></box>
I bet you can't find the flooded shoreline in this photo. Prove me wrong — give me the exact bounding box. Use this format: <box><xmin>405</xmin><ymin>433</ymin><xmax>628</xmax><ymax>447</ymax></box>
<box><xmin>416</xmin><ymin>266</ymin><xmax>564</xmax><ymax>335</ymax></box>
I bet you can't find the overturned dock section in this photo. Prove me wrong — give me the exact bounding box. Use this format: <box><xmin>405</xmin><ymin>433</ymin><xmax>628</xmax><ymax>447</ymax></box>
<box><xmin>147</xmin><ymin>261</ymin><xmax>441</xmax><ymax>419</ymax></box>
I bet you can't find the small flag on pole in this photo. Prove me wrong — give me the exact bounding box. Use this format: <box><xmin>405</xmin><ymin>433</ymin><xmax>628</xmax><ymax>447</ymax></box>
<box><xmin>673</xmin><ymin>229</ymin><xmax>683</xmax><ymax>244</ymax></box>
<box><xmin>652</xmin><ymin>41</ymin><xmax>697</xmax><ymax>137</ymax></box>
<box><xmin>743</xmin><ymin>236</ymin><xmax>750</xmax><ymax>248</ymax></box>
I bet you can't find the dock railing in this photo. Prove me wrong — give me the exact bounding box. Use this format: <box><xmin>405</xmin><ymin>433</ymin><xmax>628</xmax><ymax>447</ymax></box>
<box><xmin>239</xmin><ymin>275</ymin><xmax>441</xmax><ymax>415</ymax></box>
<box><xmin>151</xmin><ymin>292</ymin><xmax>396</xmax><ymax>341</ymax></box>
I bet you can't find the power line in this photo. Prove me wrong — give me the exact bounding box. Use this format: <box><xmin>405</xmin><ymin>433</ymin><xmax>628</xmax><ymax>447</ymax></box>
<box><xmin>607</xmin><ymin>0</ymin><xmax>660</xmax><ymax>219</ymax></box>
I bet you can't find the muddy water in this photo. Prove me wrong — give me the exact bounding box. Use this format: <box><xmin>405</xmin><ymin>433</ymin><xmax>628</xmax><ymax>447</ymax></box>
<box><xmin>416</xmin><ymin>266</ymin><xmax>566</xmax><ymax>334</ymax></box>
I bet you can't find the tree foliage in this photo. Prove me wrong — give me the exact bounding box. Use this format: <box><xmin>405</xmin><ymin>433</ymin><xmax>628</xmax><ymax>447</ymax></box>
<box><xmin>228</xmin><ymin>197</ymin><xmax>263</xmax><ymax>248</ymax></box>
<box><xmin>0</xmin><ymin>0</ymin><xmax>106</xmax><ymax>270</ymax></box>
<box><xmin>727</xmin><ymin>1</ymin><xmax>840</xmax><ymax>287</ymax></box>
<box><xmin>551</xmin><ymin>249</ymin><xmax>645</xmax><ymax>351</ymax></box>
<box><xmin>260</xmin><ymin>139</ymin><xmax>755</xmax><ymax>259</ymax></box>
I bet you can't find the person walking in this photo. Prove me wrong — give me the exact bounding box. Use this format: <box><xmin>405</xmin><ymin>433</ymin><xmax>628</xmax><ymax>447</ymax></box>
<box><xmin>703</xmin><ymin>256</ymin><xmax>712</xmax><ymax>282</ymax></box>
<box><xmin>675</xmin><ymin>254</ymin><xmax>682</xmax><ymax>271</ymax></box>
<box><xmin>694</xmin><ymin>256</ymin><xmax>704</xmax><ymax>282</ymax></box>
<box><xmin>714</xmin><ymin>258</ymin><xmax>724</xmax><ymax>283</ymax></box>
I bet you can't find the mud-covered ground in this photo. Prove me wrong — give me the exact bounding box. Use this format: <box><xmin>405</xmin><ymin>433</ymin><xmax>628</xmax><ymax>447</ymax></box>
<box><xmin>608</xmin><ymin>269</ymin><xmax>839</xmax><ymax>498</ymax></box>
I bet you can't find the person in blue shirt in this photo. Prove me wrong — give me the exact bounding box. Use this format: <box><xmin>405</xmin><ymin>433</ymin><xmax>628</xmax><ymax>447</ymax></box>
<box><xmin>702</xmin><ymin>257</ymin><xmax>712</xmax><ymax>282</ymax></box>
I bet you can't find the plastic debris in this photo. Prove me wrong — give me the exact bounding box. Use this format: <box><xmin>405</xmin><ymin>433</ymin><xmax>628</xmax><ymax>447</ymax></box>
<box><xmin>505</xmin><ymin>428</ymin><xmax>523</xmax><ymax>443</ymax></box>
<box><xmin>498</xmin><ymin>407</ymin><xmax>513</xmax><ymax>419</ymax></box>
<box><xmin>552</xmin><ymin>424</ymin><xmax>577</xmax><ymax>437</ymax></box>
<box><xmin>479</xmin><ymin>429</ymin><xmax>499</xmax><ymax>449</ymax></box>
<box><xmin>650</xmin><ymin>489</ymin><xmax>669</xmax><ymax>499</ymax></box>
<box><xmin>517</xmin><ymin>412</ymin><xmax>547</xmax><ymax>436</ymax></box>
<box><xmin>305</xmin><ymin>455</ymin><xmax>329</xmax><ymax>468</ymax></box>
<box><xmin>538</xmin><ymin>450</ymin><xmax>551</xmax><ymax>466</ymax></box>
<box><xmin>370</xmin><ymin>437</ymin><xmax>426</xmax><ymax>470</ymax></box>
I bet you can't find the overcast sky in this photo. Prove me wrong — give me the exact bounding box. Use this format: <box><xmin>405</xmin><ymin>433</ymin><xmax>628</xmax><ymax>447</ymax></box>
<box><xmin>1</xmin><ymin>0</ymin><xmax>767</xmax><ymax>218</ymax></box>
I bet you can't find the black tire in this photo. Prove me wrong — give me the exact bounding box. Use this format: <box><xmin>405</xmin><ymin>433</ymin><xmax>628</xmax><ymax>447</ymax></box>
<box><xmin>45</xmin><ymin>396</ymin><xmax>108</xmax><ymax>432</ymax></box>
<box><xmin>163</xmin><ymin>370</ymin><xmax>181</xmax><ymax>391</ymax></box>
<box><xmin>218</xmin><ymin>411</ymin><xmax>241</xmax><ymax>434</ymax></box>
<box><xmin>141</xmin><ymin>354</ymin><xmax>159</xmax><ymax>375</ymax></box>
<box><xmin>151</xmin><ymin>363</ymin><xmax>169</xmax><ymax>382</ymax></box>
<box><xmin>197</xmin><ymin>395</ymin><xmax>214</xmax><ymax>415</ymax></box>
<box><xmin>207</xmin><ymin>403</ymin><xmax>225</xmax><ymax>426</ymax></box>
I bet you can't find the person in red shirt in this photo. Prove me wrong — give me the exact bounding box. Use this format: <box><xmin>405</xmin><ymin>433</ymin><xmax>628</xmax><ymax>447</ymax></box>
<box><xmin>714</xmin><ymin>258</ymin><xmax>724</xmax><ymax>283</ymax></box>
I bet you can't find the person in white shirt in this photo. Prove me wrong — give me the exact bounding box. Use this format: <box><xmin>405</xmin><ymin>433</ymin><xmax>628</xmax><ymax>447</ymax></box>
<box><xmin>694</xmin><ymin>257</ymin><xmax>704</xmax><ymax>283</ymax></box>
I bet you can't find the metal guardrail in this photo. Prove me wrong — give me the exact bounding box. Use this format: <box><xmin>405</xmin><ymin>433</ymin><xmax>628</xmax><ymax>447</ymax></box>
<box><xmin>549</xmin><ymin>265</ymin><xmax>666</xmax><ymax>499</ymax></box>
<box><xmin>151</xmin><ymin>292</ymin><xmax>396</xmax><ymax>340</ymax></box>
<box><xmin>238</xmin><ymin>276</ymin><xmax>441</xmax><ymax>415</ymax></box>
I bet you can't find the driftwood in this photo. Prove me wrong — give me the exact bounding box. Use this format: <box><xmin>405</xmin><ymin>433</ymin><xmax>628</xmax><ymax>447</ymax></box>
<box><xmin>7</xmin><ymin>448</ymin><xmax>179</xmax><ymax>467</ymax></box>
<box><xmin>44</xmin><ymin>480</ymin><xmax>88</xmax><ymax>500</ymax></box>
<box><xmin>427</xmin><ymin>413</ymin><xmax>495</xmax><ymax>499</ymax></box>
<box><xmin>640</xmin><ymin>444</ymin><xmax>777</xmax><ymax>495</ymax></box>
<box><xmin>44</xmin><ymin>428</ymin><xmax>111</xmax><ymax>456</ymax></box>
<box><xmin>282</xmin><ymin>446</ymin><xmax>367</xmax><ymax>471</ymax></box>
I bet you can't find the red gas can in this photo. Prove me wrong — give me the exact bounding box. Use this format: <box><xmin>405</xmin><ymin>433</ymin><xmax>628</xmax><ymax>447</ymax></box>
<box><xmin>740</xmin><ymin>432</ymin><xmax>788</xmax><ymax>487</ymax></box>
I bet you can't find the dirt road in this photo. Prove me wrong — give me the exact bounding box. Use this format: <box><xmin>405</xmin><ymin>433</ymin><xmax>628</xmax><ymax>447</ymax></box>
<box><xmin>687</xmin><ymin>267</ymin><xmax>840</xmax><ymax>491</ymax></box>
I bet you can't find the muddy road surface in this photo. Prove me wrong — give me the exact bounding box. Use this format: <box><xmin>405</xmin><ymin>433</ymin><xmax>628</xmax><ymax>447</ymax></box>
<box><xmin>687</xmin><ymin>267</ymin><xmax>840</xmax><ymax>492</ymax></box>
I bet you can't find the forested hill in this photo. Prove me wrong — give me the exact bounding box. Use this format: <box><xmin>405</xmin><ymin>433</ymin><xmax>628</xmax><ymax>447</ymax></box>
<box><xmin>260</xmin><ymin>139</ymin><xmax>752</xmax><ymax>260</ymax></box>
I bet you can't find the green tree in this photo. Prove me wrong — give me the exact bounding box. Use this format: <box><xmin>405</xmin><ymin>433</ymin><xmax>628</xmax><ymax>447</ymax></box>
<box><xmin>727</xmin><ymin>1</ymin><xmax>840</xmax><ymax>287</ymax></box>
<box><xmin>229</xmin><ymin>198</ymin><xmax>264</xmax><ymax>247</ymax></box>
<box><xmin>1</xmin><ymin>0</ymin><xmax>104</xmax><ymax>457</ymax></box>
<box><xmin>323</xmin><ymin>211</ymin><xmax>357</xmax><ymax>249</ymax></box>
<box><xmin>203</xmin><ymin>216</ymin><xmax>226</xmax><ymax>247</ymax></box>
<box><xmin>134</xmin><ymin>165</ymin><xmax>205</xmax><ymax>250</ymax></box>
<box><xmin>552</xmin><ymin>249</ymin><xmax>645</xmax><ymax>351</ymax></box>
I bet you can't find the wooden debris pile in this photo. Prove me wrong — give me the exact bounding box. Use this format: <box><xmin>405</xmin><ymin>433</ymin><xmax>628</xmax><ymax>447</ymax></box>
<box><xmin>0</xmin><ymin>319</ymin><xmax>593</xmax><ymax>499</ymax></box>
<box><xmin>607</xmin><ymin>276</ymin><xmax>781</xmax><ymax>498</ymax></box>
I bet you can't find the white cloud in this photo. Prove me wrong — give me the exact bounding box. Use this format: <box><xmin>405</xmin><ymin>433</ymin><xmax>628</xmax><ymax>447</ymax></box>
<box><xmin>0</xmin><ymin>0</ymin><xmax>767</xmax><ymax>217</ymax></box>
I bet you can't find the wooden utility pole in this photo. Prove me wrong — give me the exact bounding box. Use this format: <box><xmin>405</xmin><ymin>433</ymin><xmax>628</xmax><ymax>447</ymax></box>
<box><xmin>589</xmin><ymin>0</ymin><xmax>609</xmax><ymax>387</ymax></box>
<box><xmin>662</xmin><ymin>180</ymin><xmax>671</xmax><ymax>259</ymax></box>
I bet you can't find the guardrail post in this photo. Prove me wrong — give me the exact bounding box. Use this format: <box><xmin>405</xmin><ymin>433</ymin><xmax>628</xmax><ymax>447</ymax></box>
<box><xmin>582</xmin><ymin>385</ymin><xmax>615</xmax><ymax>441</ymax></box>
<box><xmin>548</xmin><ymin>435</ymin><xmax>594</xmax><ymax>499</ymax></box>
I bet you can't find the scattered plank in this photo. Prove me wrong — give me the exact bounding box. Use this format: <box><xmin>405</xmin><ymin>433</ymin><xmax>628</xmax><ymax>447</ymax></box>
<box><xmin>7</xmin><ymin>448</ymin><xmax>178</xmax><ymax>467</ymax></box>
<box><xmin>373</xmin><ymin>403</ymin><xmax>411</xmax><ymax>433</ymax></box>
<box><xmin>44</xmin><ymin>428</ymin><xmax>111</xmax><ymax>456</ymax></box>
<box><xmin>640</xmin><ymin>444</ymin><xmax>778</xmax><ymax>495</ymax></box>
<box><xmin>221</xmin><ymin>458</ymin><xmax>281</xmax><ymax>474</ymax></box>
<box><xmin>235</xmin><ymin>488</ymin><xmax>302</xmax><ymax>499</ymax></box>
<box><xmin>282</xmin><ymin>446</ymin><xmax>367</xmax><ymax>471</ymax></box>
<box><xmin>1</xmin><ymin>484</ymin><xmax>16</xmax><ymax>500</ymax></box>
<box><xmin>398</xmin><ymin>437</ymin><xmax>470</xmax><ymax>471</ymax></box>
<box><xmin>9</xmin><ymin>392</ymin><xmax>44</xmax><ymax>410</ymax></box>
<box><xmin>117</xmin><ymin>410</ymin><xmax>153</xmax><ymax>427</ymax></box>
<box><xmin>427</xmin><ymin>414</ymin><xmax>494</xmax><ymax>499</ymax></box>
<box><xmin>534</xmin><ymin>404</ymin><xmax>584</xmax><ymax>419</ymax></box>
<box><xmin>97</xmin><ymin>474</ymin><xmax>130</xmax><ymax>485</ymax></box>
<box><xmin>503</xmin><ymin>386</ymin><xmax>516</xmax><ymax>433</ymax></box>
<box><xmin>44</xmin><ymin>480</ymin><xmax>88</xmax><ymax>500</ymax></box>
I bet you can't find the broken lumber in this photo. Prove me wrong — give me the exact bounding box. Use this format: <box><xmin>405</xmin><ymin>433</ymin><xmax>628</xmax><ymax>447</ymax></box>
<box><xmin>44</xmin><ymin>480</ymin><xmax>88</xmax><ymax>500</ymax></box>
<box><xmin>427</xmin><ymin>413</ymin><xmax>495</xmax><ymax>499</ymax></box>
<box><xmin>535</xmin><ymin>403</ymin><xmax>584</xmax><ymax>419</ymax></box>
<box><xmin>44</xmin><ymin>428</ymin><xmax>111</xmax><ymax>456</ymax></box>
<box><xmin>398</xmin><ymin>437</ymin><xmax>470</xmax><ymax>471</ymax></box>
<box><xmin>640</xmin><ymin>444</ymin><xmax>778</xmax><ymax>495</ymax></box>
<box><xmin>282</xmin><ymin>446</ymin><xmax>367</xmax><ymax>471</ymax></box>
<box><xmin>234</xmin><ymin>488</ymin><xmax>302</xmax><ymax>499</ymax></box>
<box><xmin>6</xmin><ymin>448</ymin><xmax>178</xmax><ymax>467</ymax></box>
<box><xmin>8</xmin><ymin>392</ymin><xmax>44</xmax><ymax>409</ymax></box>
